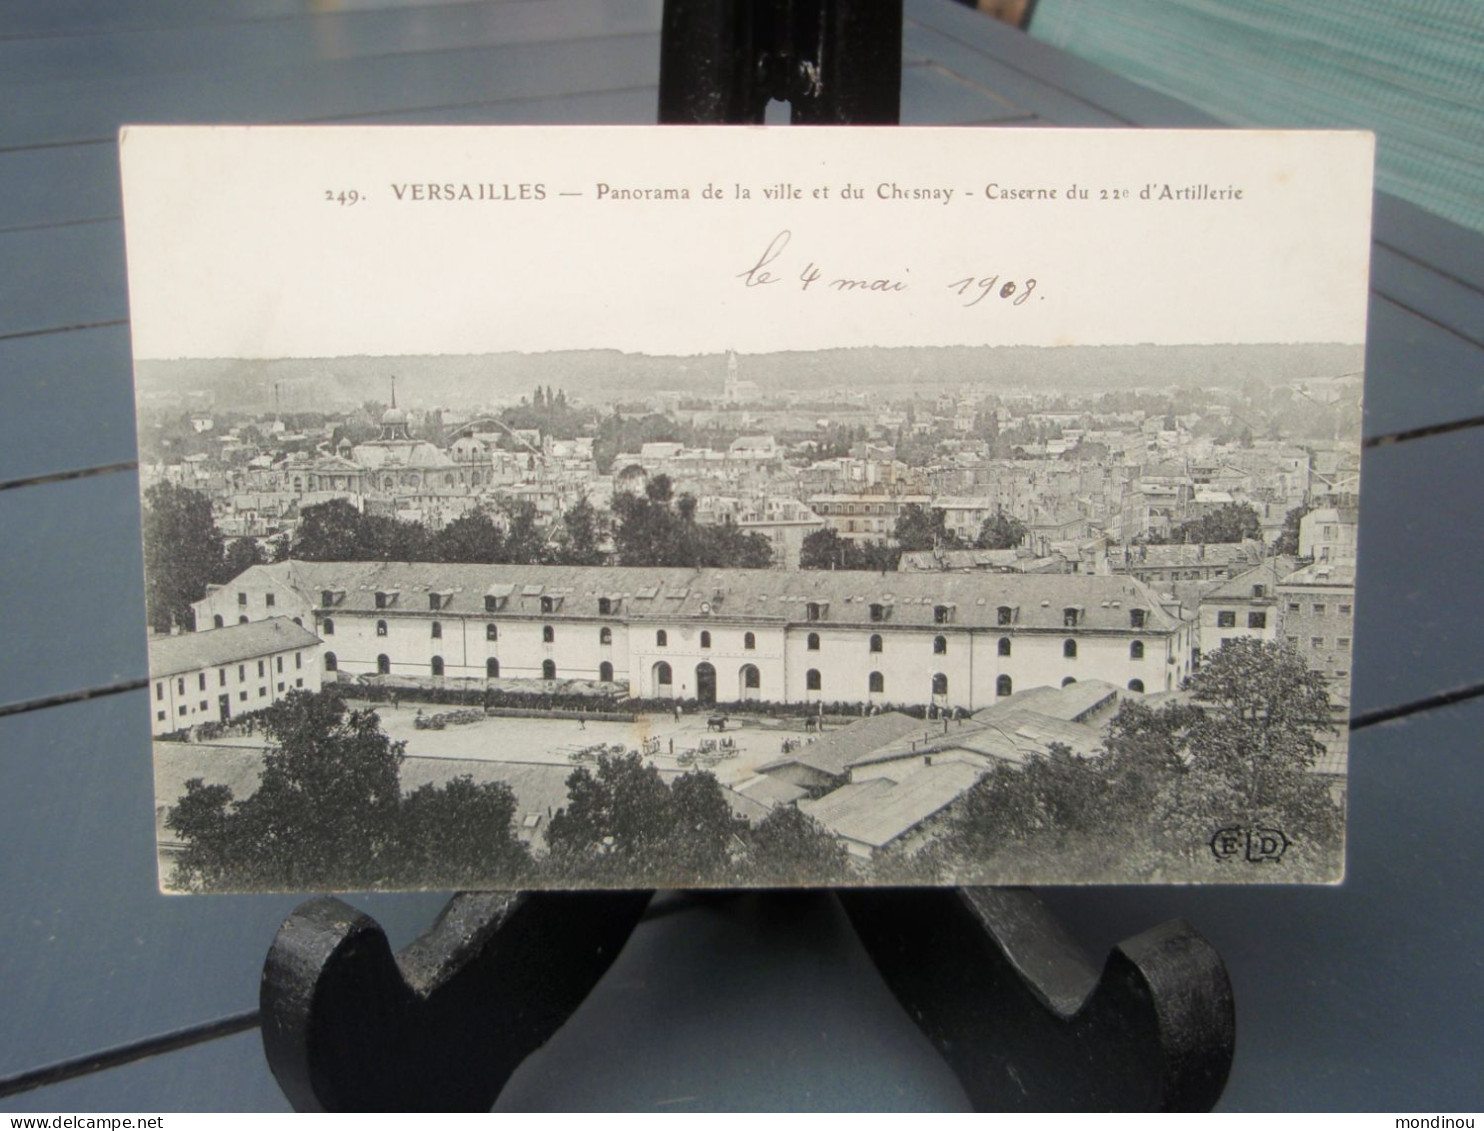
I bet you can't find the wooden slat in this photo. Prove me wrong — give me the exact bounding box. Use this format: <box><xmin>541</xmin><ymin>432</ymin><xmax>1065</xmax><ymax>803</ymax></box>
<box><xmin>1370</xmin><ymin>244</ymin><xmax>1484</xmax><ymax>351</ymax></box>
<box><xmin>0</xmin><ymin>691</ymin><xmax>452</xmax><ymax>1082</ymax></box>
<box><xmin>0</xmin><ymin>32</ymin><xmax>663</xmax><ymax>150</ymax></box>
<box><xmin>1364</xmin><ymin>298</ymin><xmax>1484</xmax><ymax>441</ymax></box>
<box><xmin>0</xmin><ymin>0</ymin><xmax>664</xmax><ymax>90</ymax></box>
<box><xmin>0</xmin><ymin>1029</ymin><xmax>292</xmax><ymax>1113</ymax></box>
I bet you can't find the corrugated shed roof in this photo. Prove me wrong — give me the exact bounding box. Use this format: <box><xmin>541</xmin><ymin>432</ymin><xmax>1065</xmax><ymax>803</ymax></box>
<box><xmin>734</xmin><ymin>774</ymin><xmax>811</xmax><ymax>808</ymax></box>
<box><xmin>149</xmin><ymin>618</ymin><xmax>320</xmax><ymax>678</ymax></box>
<box><xmin>755</xmin><ymin>712</ymin><xmax>932</xmax><ymax>778</ymax></box>
<box><xmin>223</xmin><ymin>560</ymin><xmax>1185</xmax><ymax>632</ymax></box>
<box><xmin>800</xmin><ymin>761</ymin><xmax>983</xmax><ymax>848</ymax></box>
<box><xmin>973</xmin><ymin>681</ymin><xmax>1120</xmax><ymax>724</ymax></box>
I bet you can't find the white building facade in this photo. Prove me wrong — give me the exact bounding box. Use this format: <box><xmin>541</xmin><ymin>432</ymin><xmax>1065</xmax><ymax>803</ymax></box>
<box><xmin>196</xmin><ymin>562</ymin><xmax>1196</xmax><ymax>712</ymax></box>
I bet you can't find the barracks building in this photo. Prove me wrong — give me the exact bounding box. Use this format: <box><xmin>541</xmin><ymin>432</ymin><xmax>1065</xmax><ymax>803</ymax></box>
<box><xmin>194</xmin><ymin>561</ymin><xmax>1196</xmax><ymax>713</ymax></box>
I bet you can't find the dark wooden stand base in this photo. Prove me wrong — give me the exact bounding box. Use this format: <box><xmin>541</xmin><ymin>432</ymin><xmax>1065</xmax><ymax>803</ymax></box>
<box><xmin>259</xmin><ymin>888</ymin><xmax>1233</xmax><ymax>1111</ymax></box>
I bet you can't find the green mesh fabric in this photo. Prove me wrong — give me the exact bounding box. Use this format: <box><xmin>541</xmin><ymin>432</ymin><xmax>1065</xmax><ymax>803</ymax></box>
<box><xmin>1030</xmin><ymin>0</ymin><xmax>1484</xmax><ymax>232</ymax></box>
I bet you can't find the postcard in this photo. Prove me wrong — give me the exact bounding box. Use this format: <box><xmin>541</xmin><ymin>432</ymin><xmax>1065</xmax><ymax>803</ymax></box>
<box><xmin>120</xmin><ymin>125</ymin><xmax>1372</xmax><ymax>891</ymax></box>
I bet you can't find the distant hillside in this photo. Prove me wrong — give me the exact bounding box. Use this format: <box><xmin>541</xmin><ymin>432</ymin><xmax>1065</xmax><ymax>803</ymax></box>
<box><xmin>135</xmin><ymin>342</ymin><xmax>1363</xmax><ymax>414</ymax></box>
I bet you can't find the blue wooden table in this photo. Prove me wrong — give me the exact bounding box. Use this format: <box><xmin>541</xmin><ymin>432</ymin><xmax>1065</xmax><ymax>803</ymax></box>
<box><xmin>1</xmin><ymin>0</ymin><xmax>1480</xmax><ymax>1111</ymax></box>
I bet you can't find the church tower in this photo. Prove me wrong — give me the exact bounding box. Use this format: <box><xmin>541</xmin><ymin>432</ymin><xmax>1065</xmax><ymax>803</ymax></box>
<box><xmin>723</xmin><ymin>350</ymin><xmax>741</xmax><ymax>404</ymax></box>
<box><xmin>378</xmin><ymin>376</ymin><xmax>412</xmax><ymax>441</ymax></box>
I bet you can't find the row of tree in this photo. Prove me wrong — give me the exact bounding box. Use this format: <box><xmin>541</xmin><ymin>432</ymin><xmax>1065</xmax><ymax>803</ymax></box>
<box><xmin>907</xmin><ymin>638</ymin><xmax>1343</xmax><ymax>881</ymax></box>
<box><xmin>167</xmin><ymin>638</ymin><xmax>1342</xmax><ymax>890</ymax></box>
<box><xmin>798</xmin><ymin>504</ymin><xmax>1027</xmax><ymax>571</ymax></box>
<box><xmin>166</xmin><ymin>690</ymin><xmax>849</xmax><ymax>891</ymax></box>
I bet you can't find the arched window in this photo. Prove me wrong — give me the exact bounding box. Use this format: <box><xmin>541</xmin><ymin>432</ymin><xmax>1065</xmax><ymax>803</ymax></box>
<box><xmin>323</xmin><ymin>652</ymin><xmax>337</xmax><ymax>672</ymax></box>
<box><xmin>1130</xmin><ymin>640</ymin><xmax>1144</xmax><ymax>659</ymax></box>
<box><xmin>869</xmin><ymin>634</ymin><xmax>883</xmax><ymax>654</ymax></box>
<box><xmin>932</xmin><ymin>673</ymin><xmax>949</xmax><ymax>696</ymax></box>
<box><xmin>654</xmin><ymin>661</ymin><xmax>672</xmax><ymax>686</ymax></box>
<box><xmin>744</xmin><ymin>632</ymin><xmax>756</xmax><ymax>650</ymax></box>
<box><xmin>600</xmin><ymin>661</ymin><xmax>614</xmax><ymax>682</ymax></box>
<box><xmin>806</xmin><ymin>669</ymin><xmax>822</xmax><ymax>691</ymax></box>
<box><xmin>1128</xmin><ymin>678</ymin><xmax>1145</xmax><ymax>693</ymax></box>
<box><xmin>542</xmin><ymin>625</ymin><xmax>555</xmax><ymax>643</ymax></box>
<box><xmin>542</xmin><ymin>659</ymin><xmax>557</xmax><ymax>680</ymax></box>
<box><xmin>656</xmin><ymin>629</ymin><xmax>668</xmax><ymax>647</ymax></box>
<box><xmin>599</xmin><ymin>626</ymin><xmax>612</xmax><ymax>645</ymax></box>
<box><xmin>213</xmin><ymin>614</ymin><xmax>224</xmax><ymax>628</ymax></box>
<box><xmin>700</xmin><ymin>630</ymin><xmax>711</xmax><ymax>649</ymax></box>
<box><xmin>377</xmin><ymin>654</ymin><xmax>390</xmax><ymax>675</ymax></box>
<box><xmin>1063</xmin><ymin>639</ymin><xmax>1077</xmax><ymax>658</ymax></box>
<box><xmin>239</xmin><ymin>615</ymin><xmax>249</xmax><ymax>624</ymax></box>
<box><xmin>1062</xmin><ymin>676</ymin><xmax>1077</xmax><ymax>687</ymax></box>
<box><xmin>431</xmin><ymin>621</ymin><xmax>442</xmax><ymax>639</ymax></box>
<box><xmin>743</xmin><ymin>665</ymin><xmax>761</xmax><ymax>689</ymax></box>
<box><xmin>933</xmin><ymin>635</ymin><xmax>947</xmax><ymax>655</ymax></box>
<box><xmin>807</xmin><ymin>632</ymin><xmax>820</xmax><ymax>651</ymax></box>
<box><xmin>486</xmin><ymin>623</ymin><xmax>498</xmax><ymax>641</ymax></box>
<box><xmin>487</xmin><ymin>657</ymin><xmax>500</xmax><ymax>678</ymax></box>
<box><xmin>998</xmin><ymin>637</ymin><xmax>1011</xmax><ymax>657</ymax></box>
<box><xmin>996</xmin><ymin>674</ymin><xmax>1012</xmax><ymax>697</ymax></box>
<box><xmin>869</xmin><ymin>671</ymin><xmax>885</xmax><ymax>693</ymax></box>
<box><xmin>376</xmin><ymin>619</ymin><xmax>388</xmax><ymax>636</ymax></box>
<box><xmin>431</xmin><ymin>656</ymin><xmax>444</xmax><ymax>677</ymax></box>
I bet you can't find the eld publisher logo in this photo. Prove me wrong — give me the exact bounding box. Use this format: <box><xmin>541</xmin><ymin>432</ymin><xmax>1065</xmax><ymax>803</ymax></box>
<box><xmin>1210</xmin><ymin>825</ymin><xmax>1289</xmax><ymax>863</ymax></box>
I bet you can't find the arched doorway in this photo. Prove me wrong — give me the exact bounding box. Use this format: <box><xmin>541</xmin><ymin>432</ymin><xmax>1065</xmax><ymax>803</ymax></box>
<box><xmin>487</xmin><ymin>657</ymin><xmax>500</xmax><ymax>678</ymax></box>
<box><xmin>599</xmin><ymin>661</ymin><xmax>614</xmax><ymax>683</ymax></box>
<box><xmin>739</xmin><ymin>663</ymin><xmax>760</xmax><ymax>701</ymax></box>
<box><xmin>695</xmin><ymin>662</ymin><xmax>717</xmax><ymax>706</ymax></box>
<box><xmin>377</xmin><ymin>654</ymin><xmax>390</xmax><ymax>675</ymax></box>
<box><xmin>542</xmin><ymin>659</ymin><xmax>557</xmax><ymax>680</ymax></box>
<box><xmin>652</xmin><ymin>660</ymin><xmax>673</xmax><ymax>696</ymax></box>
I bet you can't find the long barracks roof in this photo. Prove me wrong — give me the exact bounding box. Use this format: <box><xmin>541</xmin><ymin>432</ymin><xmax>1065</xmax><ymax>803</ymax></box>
<box><xmin>217</xmin><ymin>561</ymin><xmax>1187</xmax><ymax>632</ymax></box>
<box><xmin>149</xmin><ymin>618</ymin><xmax>321</xmax><ymax>678</ymax></box>
<box><xmin>799</xmin><ymin>761</ymin><xmax>983</xmax><ymax>849</ymax></box>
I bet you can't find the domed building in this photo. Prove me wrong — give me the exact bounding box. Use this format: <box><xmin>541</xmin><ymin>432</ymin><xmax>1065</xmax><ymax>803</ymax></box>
<box><xmin>348</xmin><ymin>387</ymin><xmax>469</xmax><ymax>494</ymax></box>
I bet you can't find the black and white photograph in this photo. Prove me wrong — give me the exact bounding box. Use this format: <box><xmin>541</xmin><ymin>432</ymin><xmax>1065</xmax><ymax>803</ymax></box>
<box><xmin>120</xmin><ymin>124</ymin><xmax>1373</xmax><ymax>891</ymax></box>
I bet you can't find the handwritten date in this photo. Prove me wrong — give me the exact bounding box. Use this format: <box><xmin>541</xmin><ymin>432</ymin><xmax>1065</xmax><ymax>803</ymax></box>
<box><xmin>737</xmin><ymin>230</ymin><xmax>1037</xmax><ymax>308</ymax></box>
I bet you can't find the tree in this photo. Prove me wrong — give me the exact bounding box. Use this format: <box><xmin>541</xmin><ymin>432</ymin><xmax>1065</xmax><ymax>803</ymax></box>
<box><xmin>168</xmin><ymin>690</ymin><xmax>404</xmax><ymax>890</ymax></box>
<box><xmin>743</xmin><ymin>806</ymin><xmax>849</xmax><ymax>885</ymax></box>
<box><xmin>143</xmin><ymin>482</ymin><xmax>224</xmax><ymax>632</ymax></box>
<box><xmin>291</xmin><ymin>498</ymin><xmax>366</xmax><ymax>561</ymax></box>
<box><xmin>799</xmin><ymin>527</ymin><xmax>900</xmax><ymax>571</ymax></box>
<box><xmin>974</xmin><ymin>511</ymin><xmax>1027</xmax><ymax>550</ymax></box>
<box><xmin>496</xmin><ymin>499</ymin><xmax>547</xmax><ymax>564</ymax></box>
<box><xmin>393</xmin><ymin>776</ymin><xmax>530</xmax><ymax>888</ymax></box>
<box><xmin>612</xmin><ymin>478</ymin><xmax>771</xmax><ymax>569</ymax></box>
<box><xmin>893</xmin><ymin>504</ymin><xmax>957</xmax><ymax>552</ymax></box>
<box><xmin>543</xmin><ymin>753</ymin><xmax>738</xmax><ymax>885</ymax></box>
<box><xmin>166</xmin><ymin>690</ymin><xmax>532</xmax><ymax>891</ymax></box>
<box><xmin>433</xmin><ymin>510</ymin><xmax>506</xmax><ymax>563</ymax></box>
<box><xmin>553</xmin><ymin>497</ymin><xmax>605</xmax><ymax>565</ymax></box>
<box><xmin>1274</xmin><ymin>504</ymin><xmax>1311</xmax><ymax>558</ymax></box>
<box><xmin>219</xmin><ymin>537</ymin><xmax>267</xmax><ymax>583</ymax></box>
<box><xmin>1163</xmin><ymin>502</ymin><xmax>1262</xmax><ymax>545</ymax></box>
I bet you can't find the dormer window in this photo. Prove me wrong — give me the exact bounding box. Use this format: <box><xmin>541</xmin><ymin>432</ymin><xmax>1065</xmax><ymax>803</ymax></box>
<box><xmin>869</xmin><ymin>603</ymin><xmax>886</xmax><ymax>623</ymax></box>
<box><xmin>997</xmin><ymin>605</ymin><xmax>1014</xmax><ymax>626</ymax></box>
<box><xmin>1129</xmin><ymin>608</ymin><xmax>1146</xmax><ymax>629</ymax></box>
<box><xmin>429</xmin><ymin>593</ymin><xmax>442</xmax><ymax>611</ymax></box>
<box><xmin>598</xmin><ymin>597</ymin><xmax>616</xmax><ymax>616</ymax></box>
<box><xmin>484</xmin><ymin>595</ymin><xmax>499</xmax><ymax>613</ymax></box>
<box><xmin>375</xmin><ymin>589</ymin><xmax>398</xmax><ymax>609</ymax></box>
<box><xmin>540</xmin><ymin>595</ymin><xmax>556</xmax><ymax>614</ymax></box>
<box><xmin>934</xmin><ymin>604</ymin><xmax>953</xmax><ymax>624</ymax></box>
<box><xmin>806</xmin><ymin>601</ymin><xmax>826</xmax><ymax>622</ymax></box>
<box><xmin>1063</xmin><ymin>606</ymin><xmax>1080</xmax><ymax>628</ymax></box>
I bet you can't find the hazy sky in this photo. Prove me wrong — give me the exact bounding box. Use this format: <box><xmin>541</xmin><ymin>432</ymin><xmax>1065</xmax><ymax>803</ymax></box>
<box><xmin>121</xmin><ymin>125</ymin><xmax>1374</xmax><ymax>360</ymax></box>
